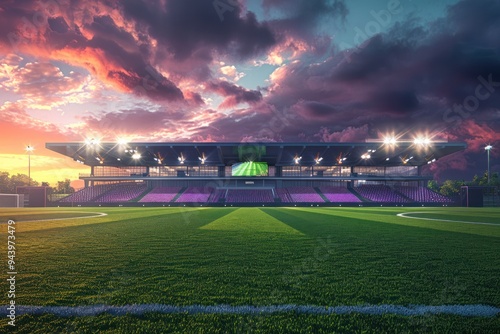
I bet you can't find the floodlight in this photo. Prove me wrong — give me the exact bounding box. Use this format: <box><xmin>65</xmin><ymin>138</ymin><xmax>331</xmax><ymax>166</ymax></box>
<box><xmin>485</xmin><ymin>145</ymin><xmax>493</xmax><ymax>184</ymax></box>
<box><xmin>414</xmin><ymin>136</ymin><xmax>431</xmax><ymax>147</ymax></box>
<box><xmin>384</xmin><ymin>136</ymin><xmax>397</xmax><ymax>145</ymax></box>
<box><xmin>117</xmin><ymin>138</ymin><xmax>128</xmax><ymax>146</ymax></box>
<box><xmin>85</xmin><ymin>138</ymin><xmax>100</xmax><ymax>146</ymax></box>
<box><xmin>25</xmin><ymin>145</ymin><xmax>34</xmax><ymax>186</ymax></box>
<box><xmin>132</xmin><ymin>152</ymin><xmax>141</xmax><ymax>160</ymax></box>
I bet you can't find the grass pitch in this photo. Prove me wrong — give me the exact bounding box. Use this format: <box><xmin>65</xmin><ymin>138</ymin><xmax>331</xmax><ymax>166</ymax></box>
<box><xmin>231</xmin><ymin>162</ymin><xmax>268</xmax><ymax>176</ymax></box>
<box><xmin>1</xmin><ymin>207</ymin><xmax>499</xmax><ymax>333</ymax></box>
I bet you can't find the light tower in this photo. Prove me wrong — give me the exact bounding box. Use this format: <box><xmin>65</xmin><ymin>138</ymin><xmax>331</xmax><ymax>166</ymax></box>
<box><xmin>485</xmin><ymin>145</ymin><xmax>492</xmax><ymax>184</ymax></box>
<box><xmin>25</xmin><ymin>145</ymin><xmax>34</xmax><ymax>186</ymax></box>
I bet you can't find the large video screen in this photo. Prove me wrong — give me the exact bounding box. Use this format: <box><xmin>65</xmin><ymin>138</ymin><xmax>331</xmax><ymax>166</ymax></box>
<box><xmin>232</xmin><ymin>162</ymin><xmax>268</xmax><ymax>177</ymax></box>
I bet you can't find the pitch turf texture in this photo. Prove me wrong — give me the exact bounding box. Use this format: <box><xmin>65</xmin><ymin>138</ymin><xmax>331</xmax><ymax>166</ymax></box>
<box><xmin>1</xmin><ymin>207</ymin><xmax>499</xmax><ymax>333</ymax></box>
<box><xmin>231</xmin><ymin>162</ymin><xmax>268</xmax><ymax>176</ymax></box>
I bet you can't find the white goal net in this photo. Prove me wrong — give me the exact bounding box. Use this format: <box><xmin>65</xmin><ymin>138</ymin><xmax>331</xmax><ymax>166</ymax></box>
<box><xmin>0</xmin><ymin>194</ymin><xmax>24</xmax><ymax>208</ymax></box>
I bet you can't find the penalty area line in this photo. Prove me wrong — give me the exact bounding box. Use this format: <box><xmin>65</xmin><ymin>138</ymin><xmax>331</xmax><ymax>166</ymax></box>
<box><xmin>397</xmin><ymin>212</ymin><xmax>498</xmax><ymax>226</ymax></box>
<box><xmin>0</xmin><ymin>304</ymin><xmax>498</xmax><ymax>317</ymax></box>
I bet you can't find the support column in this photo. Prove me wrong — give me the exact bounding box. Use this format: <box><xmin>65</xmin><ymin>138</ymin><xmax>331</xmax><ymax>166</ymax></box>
<box><xmin>218</xmin><ymin>166</ymin><xmax>225</xmax><ymax>177</ymax></box>
<box><xmin>275</xmin><ymin>166</ymin><xmax>282</xmax><ymax>177</ymax></box>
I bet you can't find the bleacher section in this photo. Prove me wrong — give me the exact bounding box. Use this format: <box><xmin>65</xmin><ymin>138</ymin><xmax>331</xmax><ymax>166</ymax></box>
<box><xmin>226</xmin><ymin>189</ymin><xmax>274</xmax><ymax>203</ymax></box>
<box><xmin>276</xmin><ymin>188</ymin><xmax>293</xmax><ymax>203</ymax></box>
<box><xmin>59</xmin><ymin>184</ymin><xmax>117</xmax><ymax>203</ymax></box>
<box><xmin>208</xmin><ymin>189</ymin><xmax>226</xmax><ymax>203</ymax></box>
<box><xmin>355</xmin><ymin>185</ymin><xmax>409</xmax><ymax>203</ymax></box>
<box><xmin>395</xmin><ymin>186</ymin><xmax>453</xmax><ymax>203</ymax></box>
<box><xmin>55</xmin><ymin>183</ymin><xmax>453</xmax><ymax>205</ymax></box>
<box><xmin>139</xmin><ymin>187</ymin><xmax>182</xmax><ymax>203</ymax></box>
<box><xmin>319</xmin><ymin>187</ymin><xmax>361</xmax><ymax>203</ymax></box>
<box><xmin>176</xmin><ymin>187</ymin><xmax>213</xmax><ymax>203</ymax></box>
<box><xmin>286</xmin><ymin>187</ymin><xmax>324</xmax><ymax>203</ymax></box>
<box><xmin>96</xmin><ymin>183</ymin><xmax>147</xmax><ymax>202</ymax></box>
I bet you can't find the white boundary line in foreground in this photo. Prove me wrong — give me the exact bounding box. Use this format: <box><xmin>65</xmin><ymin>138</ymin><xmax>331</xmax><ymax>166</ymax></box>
<box><xmin>396</xmin><ymin>212</ymin><xmax>499</xmax><ymax>226</ymax></box>
<box><xmin>3</xmin><ymin>211</ymin><xmax>108</xmax><ymax>223</ymax></box>
<box><xmin>0</xmin><ymin>304</ymin><xmax>498</xmax><ymax>317</ymax></box>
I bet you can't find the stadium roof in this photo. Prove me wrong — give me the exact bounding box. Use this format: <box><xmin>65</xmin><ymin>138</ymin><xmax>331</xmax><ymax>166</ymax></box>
<box><xmin>46</xmin><ymin>141</ymin><xmax>466</xmax><ymax>168</ymax></box>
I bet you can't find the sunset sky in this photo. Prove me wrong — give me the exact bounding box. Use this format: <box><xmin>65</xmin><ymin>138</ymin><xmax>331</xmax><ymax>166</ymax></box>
<box><xmin>0</xmin><ymin>0</ymin><xmax>499</xmax><ymax>187</ymax></box>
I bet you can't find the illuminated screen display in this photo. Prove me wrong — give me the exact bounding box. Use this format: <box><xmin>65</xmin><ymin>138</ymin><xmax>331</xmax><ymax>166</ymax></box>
<box><xmin>232</xmin><ymin>162</ymin><xmax>268</xmax><ymax>176</ymax></box>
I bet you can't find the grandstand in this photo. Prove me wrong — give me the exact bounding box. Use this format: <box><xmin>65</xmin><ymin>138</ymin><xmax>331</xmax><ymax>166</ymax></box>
<box><xmin>46</xmin><ymin>140</ymin><xmax>466</xmax><ymax>206</ymax></box>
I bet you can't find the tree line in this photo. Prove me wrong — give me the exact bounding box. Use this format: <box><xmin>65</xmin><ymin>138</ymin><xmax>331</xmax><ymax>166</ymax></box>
<box><xmin>0</xmin><ymin>171</ymin><xmax>75</xmax><ymax>195</ymax></box>
<box><xmin>428</xmin><ymin>171</ymin><xmax>499</xmax><ymax>198</ymax></box>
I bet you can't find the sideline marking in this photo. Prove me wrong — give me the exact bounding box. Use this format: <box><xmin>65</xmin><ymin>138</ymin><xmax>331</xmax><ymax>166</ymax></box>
<box><xmin>397</xmin><ymin>212</ymin><xmax>498</xmax><ymax>226</ymax></box>
<box><xmin>0</xmin><ymin>304</ymin><xmax>498</xmax><ymax>317</ymax></box>
<box><xmin>1</xmin><ymin>211</ymin><xmax>108</xmax><ymax>223</ymax></box>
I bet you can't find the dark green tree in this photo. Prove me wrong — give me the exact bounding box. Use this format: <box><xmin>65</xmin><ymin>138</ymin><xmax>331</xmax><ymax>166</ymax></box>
<box><xmin>427</xmin><ymin>180</ymin><xmax>439</xmax><ymax>192</ymax></box>
<box><xmin>56</xmin><ymin>179</ymin><xmax>75</xmax><ymax>194</ymax></box>
<box><xmin>439</xmin><ymin>179</ymin><xmax>464</xmax><ymax>198</ymax></box>
<box><xmin>0</xmin><ymin>171</ymin><xmax>11</xmax><ymax>193</ymax></box>
<box><xmin>8</xmin><ymin>173</ymin><xmax>39</xmax><ymax>192</ymax></box>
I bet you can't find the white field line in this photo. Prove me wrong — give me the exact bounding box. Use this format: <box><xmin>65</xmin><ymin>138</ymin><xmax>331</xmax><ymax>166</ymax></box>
<box><xmin>1</xmin><ymin>304</ymin><xmax>498</xmax><ymax>317</ymax></box>
<box><xmin>2</xmin><ymin>211</ymin><xmax>108</xmax><ymax>223</ymax></box>
<box><xmin>396</xmin><ymin>212</ymin><xmax>499</xmax><ymax>226</ymax></box>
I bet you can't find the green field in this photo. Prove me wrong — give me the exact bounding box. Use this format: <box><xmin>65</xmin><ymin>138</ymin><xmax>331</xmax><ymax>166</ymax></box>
<box><xmin>1</xmin><ymin>207</ymin><xmax>499</xmax><ymax>333</ymax></box>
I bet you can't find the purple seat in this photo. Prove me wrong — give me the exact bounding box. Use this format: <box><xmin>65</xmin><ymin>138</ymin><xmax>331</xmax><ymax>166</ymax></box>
<box><xmin>319</xmin><ymin>187</ymin><xmax>361</xmax><ymax>203</ymax></box>
<box><xmin>139</xmin><ymin>187</ymin><xmax>182</xmax><ymax>203</ymax></box>
<box><xmin>355</xmin><ymin>185</ymin><xmax>409</xmax><ymax>203</ymax></box>
<box><xmin>286</xmin><ymin>187</ymin><xmax>324</xmax><ymax>203</ymax></box>
<box><xmin>226</xmin><ymin>189</ymin><xmax>274</xmax><ymax>203</ymax></box>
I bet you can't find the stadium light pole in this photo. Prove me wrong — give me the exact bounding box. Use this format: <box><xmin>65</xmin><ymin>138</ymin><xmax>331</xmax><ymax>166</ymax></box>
<box><xmin>485</xmin><ymin>145</ymin><xmax>492</xmax><ymax>184</ymax></box>
<box><xmin>26</xmin><ymin>145</ymin><xmax>34</xmax><ymax>186</ymax></box>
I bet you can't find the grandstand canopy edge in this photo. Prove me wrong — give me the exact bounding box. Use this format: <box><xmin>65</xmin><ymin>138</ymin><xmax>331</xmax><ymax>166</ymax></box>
<box><xmin>46</xmin><ymin>141</ymin><xmax>466</xmax><ymax>180</ymax></box>
<box><xmin>46</xmin><ymin>141</ymin><xmax>466</xmax><ymax>168</ymax></box>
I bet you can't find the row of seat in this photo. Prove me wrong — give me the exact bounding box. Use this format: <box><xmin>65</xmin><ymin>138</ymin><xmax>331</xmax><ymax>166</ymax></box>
<box><xmin>59</xmin><ymin>185</ymin><xmax>453</xmax><ymax>203</ymax></box>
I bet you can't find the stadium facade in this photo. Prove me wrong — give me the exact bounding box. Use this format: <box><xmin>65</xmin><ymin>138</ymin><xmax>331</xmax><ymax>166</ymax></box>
<box><xmin>46</xmin><ymin>141</ymin><xmax>466</xmax><ymax>207</ymax></box>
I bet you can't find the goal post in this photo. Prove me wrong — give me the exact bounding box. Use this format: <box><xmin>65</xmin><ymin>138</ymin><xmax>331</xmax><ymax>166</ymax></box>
<box><xmin>461</xmin><ymin>186</ymin><xmax>499</xmax><ymax>207</ymax></box>
<box><xmin>0</xmin><ymin>194</ymin><xmax>24</xmax><ymax>208</ymax></box>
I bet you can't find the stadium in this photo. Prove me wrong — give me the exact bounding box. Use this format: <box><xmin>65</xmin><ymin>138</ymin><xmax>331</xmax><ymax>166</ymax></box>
<box><xmin>1</xmin><ymin>0</ymin><xmax>499</xmax><ymax>331</ymax></box>
<box><xmin>43</xmin><ymin>139</ymin><xmax>467</xmax><ymax>207</ymax></box>
<box><xmin>2</xmin><ymin>139</ymin><xmax>499</xmax><ymax>333</ymax></box>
